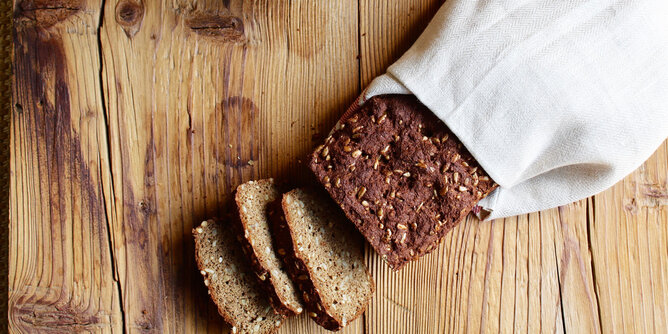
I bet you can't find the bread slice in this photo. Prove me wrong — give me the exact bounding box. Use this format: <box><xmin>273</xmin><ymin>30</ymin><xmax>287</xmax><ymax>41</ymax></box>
<box><xmin>233</xmin><ymin>179</ymin><xmax>303</xmax><ymax>316</ymax></box>
<box><xmin>272</xmin><ymin>189</ymin><xmax>375</xmax><ymax>331</ymax></box>
<box><xmin>193</xmin><ymin>219</ymin><xmax>283</xmax><ymax>334</ymax></box>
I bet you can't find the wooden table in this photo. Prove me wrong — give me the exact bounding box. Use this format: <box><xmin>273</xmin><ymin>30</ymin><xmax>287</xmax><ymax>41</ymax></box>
<box><xmin>10</xmin><ymin>1</ymin><xmax>667</xmax><ymax>333</ymax></box>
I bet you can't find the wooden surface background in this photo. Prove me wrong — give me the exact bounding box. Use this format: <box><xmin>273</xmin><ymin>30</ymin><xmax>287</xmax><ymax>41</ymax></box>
<box><xmin>9</xmin><ymin>0</ymin><xmax>668</xmax><ymax>333</ymax></box>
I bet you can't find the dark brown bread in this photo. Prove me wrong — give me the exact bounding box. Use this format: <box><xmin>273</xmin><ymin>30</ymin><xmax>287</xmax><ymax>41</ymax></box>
<box><xmin>193</xmin><ymin>219</ymin><xmax>283</xmax><ymax>334</ymax></box>
<box><xmin>233</xmin><ymin>179</ymin><xmax>303</xmax><ymax>316</ymax></box>
<box><xmin>271</xmin><ymin>189</ymin><xmax>375</xmax><ymax>331</ymax></box>
<box><xmin>309</xmin><ymin>94</ymin><xmax>498</xmax><ymax>270</ymax></box>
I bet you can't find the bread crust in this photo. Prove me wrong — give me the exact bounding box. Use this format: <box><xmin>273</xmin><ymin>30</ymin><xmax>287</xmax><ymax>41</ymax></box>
<box><xmin>309</xmin><ymin>94</ymin><xmax>498</xmax><ymax>270</ymax></box>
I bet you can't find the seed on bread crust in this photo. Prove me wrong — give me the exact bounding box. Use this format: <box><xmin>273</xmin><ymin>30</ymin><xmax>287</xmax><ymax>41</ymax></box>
<box><xmin>357</xmin><ymin>187</ymin><xmax>367</xmax><ymax>199</ymax></box>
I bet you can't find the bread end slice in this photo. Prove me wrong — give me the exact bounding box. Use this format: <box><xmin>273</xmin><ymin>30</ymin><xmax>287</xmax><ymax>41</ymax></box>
<box><xmin>272</xmin><ymin>189</ymin><xmax>375</xmax><ymax>331</ymax></box>
<box><xmin>233</xmin><ymin>179</ymin><xmax>304</xmax><ymax>316</ymax></box>
<box><xmin>193</xmin><ymin>219</ymin><xmax>283</xmax><ymax>334</ymax></box>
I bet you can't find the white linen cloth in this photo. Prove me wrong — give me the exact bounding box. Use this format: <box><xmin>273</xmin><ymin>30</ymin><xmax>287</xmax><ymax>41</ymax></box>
<box><xmin>361</xmin><ymin>0</ymin><xmax>668</xmax><ymax>219</ymax></box>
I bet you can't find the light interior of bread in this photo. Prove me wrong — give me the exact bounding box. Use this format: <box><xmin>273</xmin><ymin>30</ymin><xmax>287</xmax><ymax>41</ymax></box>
<box><xmin>236</xmin><ymin>180</ymin><xmax>302</xmax><ymax>312</ymax></box>
<box><xmin>195</xmin><ymin>220</ymin><xmax>282</xmax><ymax>333</ymax></box>
<box><xmin>284</xmin><ymin>190</ymin><xmax>374</xmax><ymax>325</ymax></box>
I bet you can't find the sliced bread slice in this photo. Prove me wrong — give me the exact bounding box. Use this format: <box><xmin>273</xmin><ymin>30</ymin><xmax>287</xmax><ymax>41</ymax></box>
<box><xmin>193</xmin><ymin>219</ymin><xmax>283</xmax><ymax>334</ymax></box>
<box><xmin>272</xmin><ymin>189</ymin><xmax>375</xmax><ymax>331</ymax></box>
<box><xmin>234</xmin><ymin>179</ymin><xmax>303</xmax><ymax>316</ymax></box>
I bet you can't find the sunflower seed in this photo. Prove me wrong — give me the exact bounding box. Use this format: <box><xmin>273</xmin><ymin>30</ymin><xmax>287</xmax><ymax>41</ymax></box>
<box><xmin>442</xmin><ymin>163</ymin><xmax>451</xmax><ymax>173</ymax></box>
<box><xmin>381</xmin><ymin>144</ymin><xmax>391</xmax><ymax>155</ymax></box>
<box><xmin>357</xmin><ymin>186</ymin><xmax>367</xmax><ymax>199</ymax></box>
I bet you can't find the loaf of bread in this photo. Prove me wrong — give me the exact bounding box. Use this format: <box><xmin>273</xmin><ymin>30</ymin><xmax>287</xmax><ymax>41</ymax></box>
<box><xmin>272</xmin><ymin>189</ymin><xmax>375</xmax><ymax>331</ymax></box>
<box><xmin>309</xmin><ymin>94</ymin><xmax>498</xmax><ymax>270</ymax></box>
<box><xmin>233</xmin><ymin>179</ymin><xmax>303</xmax><ymax>316</ymax></box>
<box><xmin>193</xmin><ymin>219</ymin><xmax>283</xmax><ymax>334</ymax></box>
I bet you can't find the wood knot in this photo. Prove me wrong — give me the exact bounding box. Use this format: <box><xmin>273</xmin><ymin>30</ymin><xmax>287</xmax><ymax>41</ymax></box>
<box><xmin>115</xmin><ymin>0</ymin><xmax>144</xmax><ymax>38</ymax></box>
<box><xmin>138</xmin><ymin>200</ymin><xmax>151</xmax><ymax>214</ymax></box>
<box><xmin>15</xmin><ymin>0</ymin><xmax>81</xmax><ymax>28</ymax></box>
<box><xmin>185</xmin><ymin>13</ymin><xmax>244</xmax><ymax>42</ymax></box>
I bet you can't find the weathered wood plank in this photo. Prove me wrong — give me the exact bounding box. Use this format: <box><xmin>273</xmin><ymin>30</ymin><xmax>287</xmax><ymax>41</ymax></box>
<box><xmin>9</xmin><ymin>0</ymin><xmax>668</xmax><ymax>332</ymax></box>
<box><xmin>590</xmin><ymin>140</ymin><xmax>668</xmax><ymax>334</ymax></box>
<box><xmin>9</xmin><ymin>0</ymin><xmax>122</xmax><ymax>332</ymax></box>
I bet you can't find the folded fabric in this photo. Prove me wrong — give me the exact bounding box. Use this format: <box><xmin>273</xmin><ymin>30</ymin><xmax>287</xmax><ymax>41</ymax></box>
<box><xmin>361</xmin><ymin>0</ymin><xmax>668</xmax><ymax>219</ymax></box>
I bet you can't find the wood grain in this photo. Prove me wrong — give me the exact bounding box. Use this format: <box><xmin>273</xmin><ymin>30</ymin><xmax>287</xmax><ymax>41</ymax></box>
<box><xmin>99</xmin><ymin>0</ymin><xmax>360</xmax><ymax>332</ymax></box>
<box><xmin>10</xmin><ymin>0</ymin><xmax>122</xmax><ymax>332</ymax></box>
<box><xmin>9</xmin><ymin>0</ymin><xmax>668</xmax><ymax>333</ymax></box>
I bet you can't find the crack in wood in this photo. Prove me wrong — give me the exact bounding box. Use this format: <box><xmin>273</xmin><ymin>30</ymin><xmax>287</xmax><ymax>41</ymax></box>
<box><xmin>185</xmin><ymin>13</ymin><xmax>244</xmax><ymax>42</ymax></box>
<box><xmin>586</xmin><ymin>197</ymin><xmax>605</xmax><ymax>333</ymax></box>
<box><xmin>96</xmin><ymin>0</ymin><xmax>128</xmax><ymax>332</ymax></box>
<box><xmin>553</xmin><ymin>234</ymin><xmax>568</xmax><ymax>334</ymax></box>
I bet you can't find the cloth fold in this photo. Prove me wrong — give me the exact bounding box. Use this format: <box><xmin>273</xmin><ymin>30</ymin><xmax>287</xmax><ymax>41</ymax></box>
<box><xmin>362</xmin><ymin>0</ymin><xmax>668</xmax><ymax>219</ymax></box>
